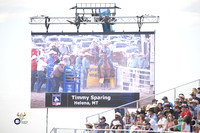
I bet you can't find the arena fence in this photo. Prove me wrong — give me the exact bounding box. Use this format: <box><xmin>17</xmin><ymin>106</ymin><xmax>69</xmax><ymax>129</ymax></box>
<box><xmin>85</xmin><ymin>79</ymin><xmax>200</xmax><ymax>123</ymax></box>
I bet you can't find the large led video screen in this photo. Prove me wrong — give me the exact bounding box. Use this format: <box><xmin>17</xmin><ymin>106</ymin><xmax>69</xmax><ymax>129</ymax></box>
<box><xmin>31</xmin><ymin>32</ymin><xmax>155</xmax><ymax>108</ymax></box>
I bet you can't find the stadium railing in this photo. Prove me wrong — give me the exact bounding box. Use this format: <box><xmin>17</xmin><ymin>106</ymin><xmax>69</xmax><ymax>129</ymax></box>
<box><xmin>50</xmin><ymin>128</ymin><xmax>183</xmax><ymax>133</ymax></box>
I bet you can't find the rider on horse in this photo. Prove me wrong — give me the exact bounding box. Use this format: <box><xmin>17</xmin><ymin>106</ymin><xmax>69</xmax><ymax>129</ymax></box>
<box><xmin>98</xmin><ymin>41</ymin><xmax>114</xmax><ymax>77</ymax></box>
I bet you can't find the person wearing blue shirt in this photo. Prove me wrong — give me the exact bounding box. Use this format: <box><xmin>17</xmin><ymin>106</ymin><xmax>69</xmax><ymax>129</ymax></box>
<box><xmin>190</xmin><ymin>99</ymin><xmax>199</xmax><ymax>119</ymax></box>
<box><xmin>162</xmin><ymin>96</ymin><xmax>173</xmax><ymax>108</ymax></box>
<box><xmin>82</xmin><ymin>53</ymin><xmax>90</xmax><ymax>89</ymax></box>
<box><xmin>75</xmin><ymin>53</ymin><xmax>83</xmax><ymax>66</ymax></box>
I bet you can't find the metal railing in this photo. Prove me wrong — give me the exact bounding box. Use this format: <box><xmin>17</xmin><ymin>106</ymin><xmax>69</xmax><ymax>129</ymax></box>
<box><xmin>50</xmin><ymin>128</ymin><xmax>182</xmax><ymax>133</ymax></box>
<box><xmin>86</xmin><ymin>79</ymin><xmax>200</xmax><ymax>122</ymax></box>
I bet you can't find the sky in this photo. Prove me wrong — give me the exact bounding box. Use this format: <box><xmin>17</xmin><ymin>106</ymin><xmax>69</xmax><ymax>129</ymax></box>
<box><xmin>0</xmin><ymin>0</ymin><xmax>200</xmax><ymax>132</ymax></box>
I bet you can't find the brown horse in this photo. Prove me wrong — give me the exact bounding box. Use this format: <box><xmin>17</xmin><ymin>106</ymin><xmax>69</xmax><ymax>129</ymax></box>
<box><xmin>99</xmin><ymin>52</ymin><xmax>113</xmax><ymax>89</ymax></box>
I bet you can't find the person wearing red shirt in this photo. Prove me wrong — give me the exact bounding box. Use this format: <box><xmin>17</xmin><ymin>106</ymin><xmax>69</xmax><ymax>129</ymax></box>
<box><xmin>31</xmin><ymin>55</ymin><xmax>37</xmax><ymax>92</ymax></box>
<box><xmin>180</xmin><ymin>104</ymin><xmax>192</xmax><ymax>120</ymax></box>
<box><xmin>31</xmin><ymin>48</ymin><xmax>38</xmax><ymax>57</ymax></box>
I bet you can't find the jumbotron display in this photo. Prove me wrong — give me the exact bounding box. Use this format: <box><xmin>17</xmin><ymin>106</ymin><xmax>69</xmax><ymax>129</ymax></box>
<box><xmin>31</xmin><ymin>32</ymin><xmax>155</xmax><ymax>108</ymax></box>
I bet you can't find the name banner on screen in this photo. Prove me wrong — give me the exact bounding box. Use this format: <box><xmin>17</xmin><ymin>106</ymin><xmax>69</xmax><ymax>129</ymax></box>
<box><xmin>45</xmin><ymin>93</ymin><xmax>139</xmax><ymax>107</ymax></box>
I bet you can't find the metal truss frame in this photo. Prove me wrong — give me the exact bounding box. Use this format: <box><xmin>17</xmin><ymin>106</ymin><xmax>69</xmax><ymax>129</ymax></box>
<box><xmin>29</xmin><ymin>15</ymin><xmax>159</xmax><ymax>32</ymax></box>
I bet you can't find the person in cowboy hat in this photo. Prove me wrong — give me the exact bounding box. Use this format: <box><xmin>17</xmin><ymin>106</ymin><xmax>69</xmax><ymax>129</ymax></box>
<box><xmin>190</xmin><ymin>99</ymin><xmax>199</xmax><ymax>119</ymax></box>
<box><xmin>111</xmin><ymin>120</ymin><xmax>122</xmax><ymax>131</ymax></box>
<box><xmin>62</xmin><ymin>55</ymin><xmax>70</xmax><ymax>66</ymax></box>
<box><xmin>82</xmin><ymin>52</ymin><xmax>91</xmax><ymax>89</ymax></box>
<box><xmin>84</xmin><ymin>122</ymin><xmax>93</xmax><ymax>133</ymax></box>
<box><xmin>31</xmin><ymin>55</ymin><xmax>37</xmax><ymax>92</ymax></box>
<box><xmin>47</xmin><ymin>50</ymin><xmax>57</xmax><ymax>66</ymax></box>
<box><xmin>110</xmin><ymin>112</ymin><xmax>124</xmax><ymax>129</ymax></box>
<box><xmin>50</xmin><ymin>61</ymin><xmax>64</xmax><ymax>92</ymax></box>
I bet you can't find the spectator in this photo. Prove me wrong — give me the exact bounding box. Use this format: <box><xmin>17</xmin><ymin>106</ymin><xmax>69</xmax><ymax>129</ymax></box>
<box><xmin>99</xmin><ymin>116</ymin><xmax>109</xmax><ymax>133</ymax></box>
<box><xmin>50</xmin><ymin>61</ymin><xmax>64</xmax><ymax>92</ymax></box>
<box><xmin>139</xmin><ymin>110</ymin><xmax>146</xmax><ymax>118</ymax></box>
<box><xmin>123</xmin><ymin>110</ymin><xmax>131</xmax><ymax>130</ymax></box>
<box><xmin>162</xmin><ymin>96</ymin><xmax>173</xmax><ymax>108</ymax></box>
<box><xmin>148</xmin><ymin>108</ymin><xmax>158</xmax><ymax>122</ymax></box>
<box><xmin>173</xmin><ymin>106</ymin><xmax>181</xmax><ymax>120</ymax></box>
<box><xmin>82</xmin><ymin>53</ymin><xmax>91</xmax><ymax>89</ymax></box>
<box><xmin>196</xmin><ymin>110</ymin><xmax>200</xmax><ymax>124</ymax></box>
<box><xmin>133</xmin><ymin>114</ymin><xmax>140</xmax><ymax>125</ymax></box>
<box><xmin>157</xmin><ymin>111</ymin><xmax>167</xmax><ymax>129</ymax></box>
<box><xmin>36</xmin><ymin>56</ymin><xmax>47</xmax><ymax>92</ymax></box>
<box><xmin>145</xmin><ymin>117</ymin><xmax>157</xmax><ymax>131</ymax></box>
<box><xmin>110</xmin><ymin>120</ymin><xmax>122</xmax><ymax>133</ymax></box>
<box><xmin>157</xmin><ymin>121</ymin><xmax>164</xmax><ymax>132</ymax></box>
<box><xmin>157</xmin><ymin>103</ymin><xmax>163</xmax><ymax>111</ymax></box>
<box><xmin>84</xmin><ymin>122</ymin><xmax>94</xmax><ymax>133</ymax></box>
<box><xmin>196</xmin><ymin>87</ymin><xmax>200</xmax><ymax>98</ymax></box>
<box><xmin>191</xmin><ymin>92</ymin><xmax>200</xmax><ymax>105</ymax></box>
<box><xmin>165</xmin><ymin>114</ymin><xmax>174</xmax><ymax>131</ymax></box>
<box><xmin>178</xmin><ymin>93</ymin><xmax>185</xmax><ymax>102</ymax></box>
<box><xmin>188</xmin><ymin>105</ymin><xmax>195</xmax><ymax>119</ymax></box>
<box><xmin>180</xmin><ymin>104</ymin><xmax>192</xmax><ymax>120</ymax></box>
<box><xmin>110</xmin><ymin>112</ymin><xmax>124</xmax><ymax>129</ymax></box>
<box><xmin>181</xmin><ymin>115</ymin><xmax>191</xmax><ymax>132</ymax></box>
<box><xmin>93</xmin><ymin>122</ymin><xmax>98</xmax><ymax>131</ymax></box>
<box><xmin>163</xmin><ymin>103</ymin><xmax>174</xmax><ymax>117</ymax></box>
<box><xmin>144</xmin><ymin>122</ymin><xmax>153</xmax><ymax>132</ymax></box>
<box><xmin>137</xmin><ymin>115</ymin><xmax>146</xmax><ymax>126</ymax></box>
<box><xmin>31</xmin><ymin>55</ymin><xmax>37</xmax><ymax>92</ymax></box>
<box><xmin>96</xmin><ymin>123</ymin><xmax>103</xmax><ymax>133</ymax></box>
<box><xmin>152</xmin><ymin>99</ymin><xmax>158</xmax><ymax>105</ymax></box>
<box><xmin>140</xmin><ymin>105</ymin><xmax>146</xmax><ymax>112</ymax></box>
<box><xmin>173</xmin><ymin>98</ymin><xmax>179</xmax><ymax>110</ymax></box>
<box><xmin>114</xmin><ymin>108</ymin><xmax>125</xmax><ymax>119</ymax></box>
<box><xmin>173</xmin><ymin>119</ymin><xmax>180</xmax><ymax>131</ymax></box>
<box><xmin>130</xmin><ymin>112</ymin><xmax>135</xmax><ymax>125</ymax></box>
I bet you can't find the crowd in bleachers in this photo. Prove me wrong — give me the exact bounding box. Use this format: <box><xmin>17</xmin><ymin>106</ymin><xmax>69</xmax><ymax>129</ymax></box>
<box><xmin>85</xmin><ymin>87</ymin><xmax>200</xmax><ymax>133</ymax></box>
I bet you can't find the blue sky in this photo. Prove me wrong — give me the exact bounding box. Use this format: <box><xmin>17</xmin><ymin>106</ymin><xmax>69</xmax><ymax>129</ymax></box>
<box><xmin>0</xmin><ymin>0</ymin><xmax>200</xmax><ymax>132</ymax></box>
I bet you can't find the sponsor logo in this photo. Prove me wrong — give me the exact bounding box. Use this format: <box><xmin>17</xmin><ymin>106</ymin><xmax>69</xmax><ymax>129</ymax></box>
<box><xmin>52</xmin><ymin>94</ymin><xmax>61</xmax><ymax>106</ymax></box>
<box><xmin>14</xmin><ymin>112</ymin><xmax>28</xmax><ymax>125</ymax></box>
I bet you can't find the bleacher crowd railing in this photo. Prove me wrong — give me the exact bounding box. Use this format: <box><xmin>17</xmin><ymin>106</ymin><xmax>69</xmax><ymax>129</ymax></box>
<box><xmin>86</xmin><ymin>79</ymin><xmax>200</xmax><ymax>122</ymax></box>
<box><xmin>50</xmin><ymin>128</ymin><xmax>182</xmax><ymax>133</ymax></box>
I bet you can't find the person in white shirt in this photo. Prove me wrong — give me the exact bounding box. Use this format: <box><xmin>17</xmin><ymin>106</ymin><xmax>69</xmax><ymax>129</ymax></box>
<box><xmin>36</xmin><ymin>56</ymin><xmax>47</xmax><ymax>92</ymax></box>
<box><xmin>145</xmin><ymin>117</ymin><xmax>157</xmax><ymax>131</ymax></box>
<box><xmin>157</xmin><ymin>121</ymin><xmax>164</xmax><ymax>132</ymax></box>
<box><xmin>157</xmin><ymin>111</ymin><xmax>167</xmax><ymax>129</ymax></box>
